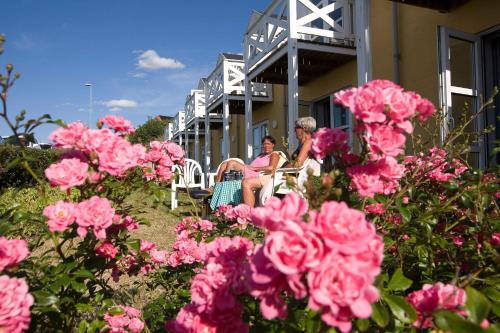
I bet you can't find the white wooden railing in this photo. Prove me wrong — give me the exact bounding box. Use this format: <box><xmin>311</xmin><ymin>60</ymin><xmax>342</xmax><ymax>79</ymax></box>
<box><xmin>205</xmin><ymin>57</ymin><xmax>272</xmax><ymax>109</ymax></box>
<box><xmin>185</xmin><ymin>90</ymin><xmax>206</xmax><ymax>125</ymax></box>
<box><xmin>164</xmin><ymin>123</ymin><xmax>173</xmax><ymax>140</ymax></box>
<box><xmin>172</xmin><ymin>111</ymin><xmax>185</xmax><ymax>134</ymax></box>
<box><xmin>245</xmin><ymin>0</ymin><xmax>355</xmax><ymax>72</ymax></box>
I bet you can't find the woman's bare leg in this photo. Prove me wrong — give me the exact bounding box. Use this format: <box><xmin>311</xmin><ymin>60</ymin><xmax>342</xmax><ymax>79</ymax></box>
<box><xmin>242</xmin><ymin>177</ymin><xmax>262</xmax><ymax>208</ymax></box>
<box><xmin>216</xmin><ymin>160</ymin><xmax>246</xmax><ymax>182</ymax></box>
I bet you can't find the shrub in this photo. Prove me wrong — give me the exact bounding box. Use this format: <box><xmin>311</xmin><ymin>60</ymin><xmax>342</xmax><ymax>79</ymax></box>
<box><xmin>0</xmin><ymin>145</ymin><xmax>61</xmax><ymax>189</ymax></box>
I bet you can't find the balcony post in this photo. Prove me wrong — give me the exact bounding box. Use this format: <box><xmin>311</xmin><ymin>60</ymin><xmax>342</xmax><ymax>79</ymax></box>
<box><xmin>204</xmin><ymin>113</ymin><xmax>211</xmax><ymax>178</ymax></box>
<box><xmin>184</xmin><ymin>127</ymin><xmax>189</xmax><ymax>158</ymax></box>
<box><xmin>287</xmin><ymin>0</ymin><xmax>299</xmax><ymax>153</ymax></box>
<box><xmin>222</xmin><ymin>94</ymin><xmax>230</xmax><ymax>160</ymax></box>
<box><xmin>194</xmin><ymin>119</ymin><xmax>200</xmax><ymax>163</ymax></box>
<box><xmin>355</xmin><ymin>0</ymin><xmax>372</xmax><ymax>85</ymax></box>
<box><xmin>244</xmin><ymin>81</ymin><xmax>253</xmax><ymax>164</ymax></box>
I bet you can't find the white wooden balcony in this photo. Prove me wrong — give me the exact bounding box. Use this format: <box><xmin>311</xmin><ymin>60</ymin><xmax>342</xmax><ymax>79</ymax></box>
<box><xmin>185</xmin><ymin>89</ymin><xmax>206</xmax><ymax>126</ymax></box>
<box><xmin>204</xmin><ymin>53</ymin><xmax>273</xmax><ymax>171</ymax></box>
<box><xmin>164</xmin><ymin>122</ymin><xmax>173</xmax><ymax>141</ymax></box>
<box><xmin>243</xmin><ymin>0</ymin><xmax>372</xmax><ymax>161</ymax></box>
<box><xmin>171</xmin><ymin>111</ymin><xmax>185</xmax><ymax>144</ymax></box>
<box><xmin>205</xmin><ymin>53</ymin><xmax>272</xmax><ymax>112</ymax></box>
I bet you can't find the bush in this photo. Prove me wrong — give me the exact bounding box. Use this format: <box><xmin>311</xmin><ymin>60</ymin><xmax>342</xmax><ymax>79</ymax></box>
<box><xmin>129</xmin><ymin>118</ymin><xmax>168</xmax><ymax>145</ymax></box>
<box><xmin>0</xmin><ymin>145</ymin><xmax>61</xmax><ymax>189</ymax></box>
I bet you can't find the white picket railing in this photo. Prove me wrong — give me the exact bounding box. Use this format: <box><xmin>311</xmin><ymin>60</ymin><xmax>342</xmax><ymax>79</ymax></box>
<box><xmin>205</xmin><ymin>56</ymin><xmax>272</xmax><ymax>109</ymax></box>
<box><xmin>185</xmin><ymin>89</ymin><xmax>206</xmax><ymax>125</ymax></box>
<box><xmin>245</xmin><ymin>0</ymin><xmax>355</xmax><ymax>72</ymax></box>
<box><xmin>172</xmin><ymin>111</ymin><xmax>185</xmax><ymax>134</ymax></box>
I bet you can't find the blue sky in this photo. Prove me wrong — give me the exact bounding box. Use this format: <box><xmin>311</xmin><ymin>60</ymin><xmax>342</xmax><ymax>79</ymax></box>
<box><xmin>1</xmin><ymin>0</ymin><xmax>270</xmax><ymax>142</ymax></box>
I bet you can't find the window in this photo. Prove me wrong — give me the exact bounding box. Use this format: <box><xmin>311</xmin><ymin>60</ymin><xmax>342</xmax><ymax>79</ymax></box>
<box><xmin>439</xmin><ymin>27</ymin><xmax>483</xmax><ymax>168</ymax></box>
<box><xmin>312</xmin><ymin>95</ymin><xmax>351</xmax><ymax>145</ymax></box>
<box><xmin>252</xmin><ymin>121</ymin><xmax>269</xmax><ymax>158</ymax></box>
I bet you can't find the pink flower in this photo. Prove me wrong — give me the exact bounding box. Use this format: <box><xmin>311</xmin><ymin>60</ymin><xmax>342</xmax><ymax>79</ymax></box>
<box><xmin>76</xmin><ymin>196</ymin><xmax>115</xmax><ymax>239</ymax></box>
<box><xmin>416</xmin><ymin>97</ymin><xmax>436</xmax><ymax>121</ymax></box>
<box><xmin>45</xmin><ymin>158</ymin><xmax>89</xmax><ymax>191</ymax></box>
<box><xmin>100</xmin><ymin>115</ymin><xmax>135</xmax><ymax>135</ymax></box>
<box><xmin>81</xmin><ymin>128</ymin><xmax>119</xmax><ymax>154</ymax></box>
<box><xmin>232</xmin><ymin>204</ymin><xmax>252</xmax><ymax>226</ymax></box>
<box><xmin>140</xmin><ymin>240</ymin><xmax>156</xmax><ymax>252</ymax></box>
<box><xmin>491</xmin><ymin>233</ymin><xmax>500</xmax><ymax>247</ymax></box>
<box><xmin>452</xmin><ymin>236</ymin><xmax>464</xmax><ymax>247</ymax></box>
<box><xmin>365</xmin><ymin>203</ymin><xmax>385</xmax><ymax>215</ymax></box>
<box><xmin>407</xmin><ymin>283</ymin><xmax>466</xmax><ymax>328</ymax></box>
<box><xmin>347</xmin><ymin>164</ymin><xmax>385</xmax><ymax>198</ymax></box>
<box><xmin>97</xmin><ymin>138</ymin><xmax>145</xmax><ymax>177</ymax></box>
<box><xmin>0</xmin><ymin>238</ymin><xmax>30</xmax><ymax>272</ymax></box>
<box><xmin>95</xmin><ymin>241</ymin><xmax>119</xmax><ymax>259</ymax></box>
<box><xmin>150</xmin><ymin>249</ymin><xmax>168</xmax><ymax>264</ymax></box>
<box><xmin>43</xmin><ymin>200</ymin><xmax>77</xmax><ymax>233</ymax></box>
<box><xmin>128</xmin><ymin>318</ymin><xmax>144</xmax><ymax>332</ymax></box>
<box><xmin>263</xmin><ymin>221</ymin><xmax>324</xmax><ymax>276</ymax></box>
<box><xmin>350</xmin><ymin>85</ymin><xmax>387</xmax><ymax>123</ymax></box>
<box><xmin>252</xmin><ymin>192</ymin><xmax>308</xmax><ymax>231</ymax></box>
<box><xmin>311</xmin><ymin>128</ymin><xmax>349</xmax><ymax>160</ymax></box>
<box><xmin>365</xmin><ymin>124</ymin><xmax>406</xmax><ymax>158</ymax></box>
<box><xmin>0</xmin><ymin>275</ymin><xmax>34</xmax><ymax>333</ymax></box>
<box><xmin>164</xmin><ymin>141</ymin><xmax>185</xmax><ymax>164</ymax></box>
<box><xmin>49</xmin><ymin>121</ymin><xmax>87</xmax><ymax>148</ymax></box>
<box><xmin>311</xmin><ymin>201</ymin><xmax>378</xmax><ymax>256</ymax></box>
<box><xmin>307</xmin><ymin>253</ymin><xmax>380</xmax><ymax>333</ymax></box>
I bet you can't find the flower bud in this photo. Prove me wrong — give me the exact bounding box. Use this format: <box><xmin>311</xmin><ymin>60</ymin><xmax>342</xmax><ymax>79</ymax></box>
<box><xmin>6</xmin><ymin>64</ymin><xmax>13</xmax><ymax>72</ymax></box>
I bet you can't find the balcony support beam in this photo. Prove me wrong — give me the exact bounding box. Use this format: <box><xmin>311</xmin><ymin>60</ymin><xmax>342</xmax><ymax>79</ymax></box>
<box><xmin>184</xmin><ymin>128</ymin><xmax>188</xmax><ymax>158</ymax></box>
<box><xmin>244</xmin><ymin>76</ymin><xmax>253</xmax><ymax>163</ymax></box>
<box><xmin>205</xmin><ymin>112</ymin><xmax>211</xmax><ymax>177</ymax></box>
<box><xmin>222</xmin><ymin>94</ymin><xmax>230</xmax><ymax>160</ymax></box>
<box><xmin>355</xmin><ymin>0</ymin><xmax>372</xmax><ymax>85</ymax></box>
<box><xmin>194</xmin><ymin>119</ymin><xmax>200</xmax><ymax>163</ymax></box>
<box><xmin>287</xmin><ymin>37</ymin><xmax>299</xmax><ymax>153</ymax></box>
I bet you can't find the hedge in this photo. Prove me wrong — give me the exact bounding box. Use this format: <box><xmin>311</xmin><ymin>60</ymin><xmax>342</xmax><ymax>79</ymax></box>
<box><xmin>0</xmin><ymin>145</ymin><xmax>61</xmax><ymax>189</ymax></box>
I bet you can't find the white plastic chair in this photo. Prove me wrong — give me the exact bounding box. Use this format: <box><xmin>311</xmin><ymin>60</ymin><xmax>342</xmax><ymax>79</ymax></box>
<box><xmin>171</xmin><ymin>158</ymin><xmax>205</xmax><ymax>210</ymax></box>
<box><xmin>258</xmin><ymin>158</ymin><xmax>321</xmax><ymax>206</ymax></box>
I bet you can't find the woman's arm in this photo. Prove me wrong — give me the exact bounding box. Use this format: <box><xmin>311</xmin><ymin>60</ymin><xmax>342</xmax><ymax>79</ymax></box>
<box><xmin>251</xmin><ymin>152</ymin><xmax>281</xmax><ymax>173</ymax></box>
<box><xmin>294</xmin><ymin>139</ymin><xmax>312</xmax><ymax>167</ymax></box>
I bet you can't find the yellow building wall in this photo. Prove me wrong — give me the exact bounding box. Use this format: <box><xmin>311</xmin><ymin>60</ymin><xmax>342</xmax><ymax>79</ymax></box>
<box><xmin>252</xmin><ymin>84</ymin><xmax>288</xmax><ymax>153</ymax></box>
<box><xmin>371</xmin><ymin>0</ymin><xmax>500</xmax><ymax>106</ymax></box>
<box><xmin>209</xmin><ymin>127</ymin><xmax>223</xmax><ymax>171</ymax></box>
<box><xmin>300</xmin><ymin>60</ymin><xmax>357</xmax><ymax>100</ymax></box>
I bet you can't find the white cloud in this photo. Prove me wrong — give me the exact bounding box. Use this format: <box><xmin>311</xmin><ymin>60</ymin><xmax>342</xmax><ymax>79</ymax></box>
<box><xmin>136</xmin><ymin>50</ymin><xmax>185</xmax><ymax>70</ymax></box>
<box><xmin>109</xmin><ymin>107</ymin><xmax>121</xmax><ymax>113</ymax></box>
<box><xmin>127</xmin><ymin>72</ymin><xmax>147</xmax><ymax>78</ymax></box>
<box><xmin>103</xmin><ymin>99</ymin><xmax>138</xmax><ymax>108</ymax></box>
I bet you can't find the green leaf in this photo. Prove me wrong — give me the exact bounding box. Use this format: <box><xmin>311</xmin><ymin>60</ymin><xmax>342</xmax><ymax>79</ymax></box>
<box><xmin>482</xmin><ymin>287</ymin><xmax>500</xmax><ymax>303</ymax></box>
<box><xmin>485</xmin><ymin>323</ymin><xmax>500</xmax><ymax>333</ymax></box>
<box><xmin>78</xmin><ymin>320</ymin><xmax>89</xmax><ymax>333</ymax></box>
<box><xmin>387</xmin><ymin>268</ymin><xmax>413</xmax><ymax>291</ymax></box>
<box><xmin>76</xmin><ymin>303</ymin><xmax>94</xmax><ymax>313</ymax></box>
<box><xmin>466</xmin><ymin>287</ymin><xmax>491</xmax><ymax>325</ymax></box>
<box><xmin>371</xmin><ymin>302</ymin><xmax>389</xmax><ymax>327</ymax></box>
<box><xmin>399</xmin><ymin>206</ymin><xmax>411</xmax><ymax>222</ymax></box>
<box><xmin>434</xmin><ymin>310</ymin><xmax>484</xmax><ymax>333</ymax></box>
<box><xmin>32</xmin><ymin>290</ymin><xmax>59</xmax><ymax>307</ymax></box>
<box><xmin>107</xmin><ymin>307</ymin><xmax>124</xmax><ymax>316</ymax></box>
<box><xmin>305</xmin><ymin>310</ymin><xmax>321</xmax><ymax>333</ymax></box>
<box><xmin>356</xmin><ymin>318</ymin><xmax>370</xmax><ymax>331</ymax></box>
<box><xmin>383</xmin><ymin>294</ymin><xmax>416</xmax><ymax>324</ymax></box>
<box><xmin>73</xmin><ymin>269</ymin><xmax>95</xmax><ymax>280</ymax></box>
<box><xmin>127</xmin><ymin>239</ymin><xmax>141</xmax><ymax>252</ymax></box>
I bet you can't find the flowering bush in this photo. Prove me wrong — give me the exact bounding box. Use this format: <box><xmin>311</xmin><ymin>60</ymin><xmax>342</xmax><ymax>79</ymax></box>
<box><xmin>1</xmin><ymin>43</ymin><xmax>498</xmax><ymax>333</ymax></box>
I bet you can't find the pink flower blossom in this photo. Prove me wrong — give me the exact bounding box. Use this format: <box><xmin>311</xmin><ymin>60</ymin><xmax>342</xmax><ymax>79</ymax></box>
<box><xmin>164</xmin><ymin>141</ymin><xmax>185</xmax><ymax>164</ymax></box>
<box><xmin>43</xmin><ymin>200</ymin><xmax>77</xmax><ymax>233</ymax></box>
<box><xmin>100</xmin><ymin>115</ymin><xmax>135</xmax><ymax>135</ymax></box>
<box><xmin>0</xmin><ymin>237</ymin><xmax>30</xmax><ymax>272</ymax></box>
<box><xmin>307</xmin><ymin>253</ymin><xmax>380</xmax><ymax>333</ymax></box>
<box><xmin>45</xmin><ymin>158</ymin><xmax>89</xmax><ymax>191</ymax></box>
<box><xmin>416</xmin><ymin>97</ymin><xmax>436</xmax><ymax>121</ymax></box>
<box><xmin>49</xmin><ymin>121</ymin><xmax>87</xmax><ymax>148</ymax></box>
<box><xmin>491</xmin><ymin>233</ymin><xmax>500</xmax><ymax>247</ymax></box>
<box><xmin>349</xmin><ymin>85</ymin><xmax>387</xmax><ymax>123</ymax></box>
<box><xmin>311</xmin><ymin>201</ymin><xmax>378</xmax><ymax>256</ymax></box>
<box><xmin>81</xmin><ymin>128</ymin><xmax>119</xmax><ymax>154</ymax></box>
<box><xmin>76</xmin><ymin>196</ymin><xmax>115</xmax><ymax>239</ymax></box>
<box><xmin>364</xmin><ymin>203</ymin><xmax>386</xmax><ymax>215</ymax></box>
<box><xmin>150</xmin><ymin>249</ymin><xmax>168</xmax><ymax>264</ymax></box>
<box><xmin>98</xmin><ymin>139</ymin><xmax>146</xmax><ymax>177</ymax></box>
<box><xmin>252</xmin><ymin>192</ymin><xmax>308</xmax><ymax>231</ymax></box>
<box><xmin>407</xmin><ymin>283</ymin><xmax>466</xmax><ymax>328</ymax></box>
<box><xmin>0</xmin><ymin>275</ymin><xmax>33</xmax><ymax>333</ymax></box>
<box><xmin>128</xmin><ymin>318</ymin><xmax>144</xmax><ymax>333</ymax></box>
<box><xmin>347</xmin><ymin>164</ymin><xmax>385</xmax><ymax>198</ymax></box>
<box><xmin>231</xmin><ymin>204</ymin><xmax>252</xmax><ymax>227</ymax></box>
<box><xmin>95</xmin><ymin>241</ymin><xmax>119</xmax><ymax>259</ymax></box>
<box><xmin>365</xmin><ymin>124</ymin><xmax>406</xmax><ymax>158</ymax></box>
<box><xmin>140</xmin><ymin>240</ymin><xmax>156</xmax><ymax>252</ymax></box>
<box><xmin>311</xmin><ymin>128</ymin><xmax>349</xmax><ymax>160</ymax></box>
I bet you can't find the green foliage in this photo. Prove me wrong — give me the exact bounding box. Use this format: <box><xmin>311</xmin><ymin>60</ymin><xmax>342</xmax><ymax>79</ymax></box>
<box><xmin>129</xmin><ymin>118</ymin><xmax>169</xmax><ymax>145</ymax></box>
<box><xmin>0</xmin><ymin>145</ymin><xmax>61</xmax><ymax>189</ymax></box>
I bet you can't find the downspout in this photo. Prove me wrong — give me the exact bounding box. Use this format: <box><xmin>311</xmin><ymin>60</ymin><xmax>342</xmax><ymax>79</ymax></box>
<box><xmin>392</xmin><ymin>1</ymin><xmax>400</xmax><ymax>84</ymax></box>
